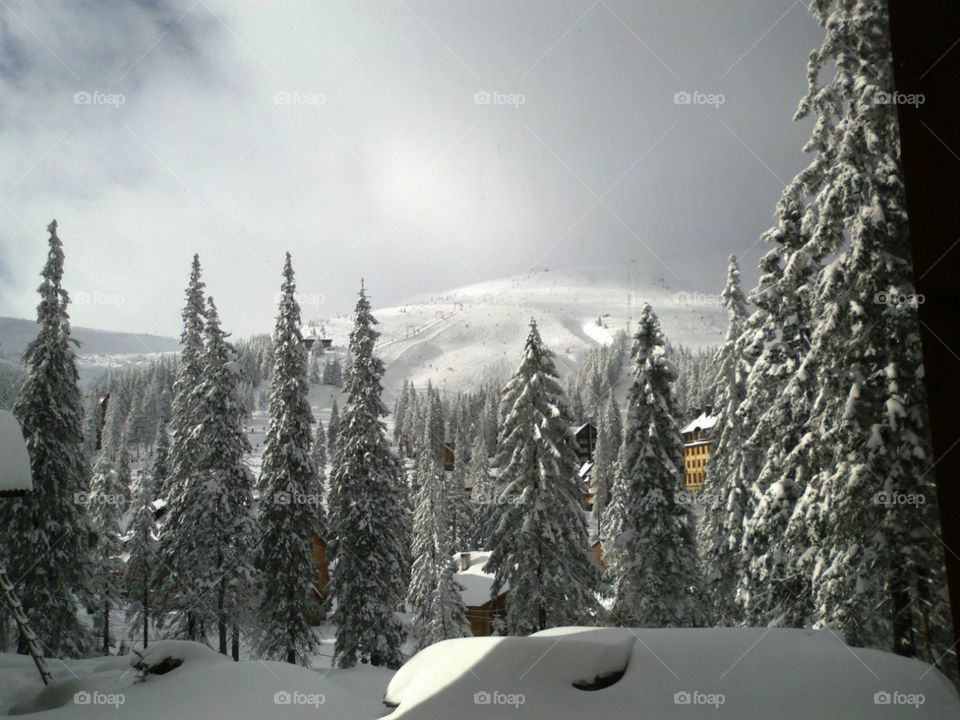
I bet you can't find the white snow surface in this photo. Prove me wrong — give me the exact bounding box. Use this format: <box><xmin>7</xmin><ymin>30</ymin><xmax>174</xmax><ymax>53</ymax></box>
<box><xmin>0</xmin><ymin>640</ymin><xmax>393</xmax><ymax>719</ymax></box>
<box><xmin>317</xmin><ymin>265</ymin><xmax>725</xmax><ymax>399</ymax></box>
<box><xmin>383</xmin><ymin>627</ymin><xmax>959</xmax><ymax>719</ymax></box>
<box><xmin>452</xmin><ymin>551</ymin><xmax>504</xmax><ymax>607</ymax></box>
<box><xmin>0</xmin><ymin>409</ymin><xmax>32</xmax><ymax>494</ymax></box>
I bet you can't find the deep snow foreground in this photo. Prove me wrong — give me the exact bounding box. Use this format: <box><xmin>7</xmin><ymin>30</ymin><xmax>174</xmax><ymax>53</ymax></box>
<box><xmin>0</xmin><ymin>641</ymin><xmax>393</xmax><ymax>719</ymax></box>
<box><xmin>384</xmin><ymin>627</ymin><xmax>960</xmax><ymax>719</ymax></box>
<box><xmin>2</xmin><ymin>629</ymin><xmax>956</xmax><ymax>718</ymax></box>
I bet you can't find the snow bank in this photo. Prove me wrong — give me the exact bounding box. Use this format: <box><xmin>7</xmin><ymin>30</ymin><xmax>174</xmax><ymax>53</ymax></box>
<box><xmin>1</xmin><ymin>641</ymin><xmax>393</xmax><ymax>719</ymax></box>
<box><xmin>383</xmin><ymin>627</ymin><xmax>959</xmax><ymax>719</ymax></box>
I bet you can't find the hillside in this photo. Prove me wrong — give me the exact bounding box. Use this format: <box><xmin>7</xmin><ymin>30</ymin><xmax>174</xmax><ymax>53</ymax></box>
<box><xmin>319</xmin><ymin>265</ymin><xmax>725</xmax><ymax>398</ymax></box>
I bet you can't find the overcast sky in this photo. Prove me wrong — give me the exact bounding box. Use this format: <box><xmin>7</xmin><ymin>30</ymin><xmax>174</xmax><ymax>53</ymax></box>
<box><xmin>0</xmin><ymin>0</ymin><xmax>823</xmax><ymax>338</ymax></box>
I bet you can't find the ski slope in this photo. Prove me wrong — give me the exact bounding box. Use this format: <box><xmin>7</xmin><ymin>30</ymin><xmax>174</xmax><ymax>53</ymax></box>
<box><xmin>320</xmin><ymin>265</ymin><xmax>725</xmax><ymax>398</ymax></box>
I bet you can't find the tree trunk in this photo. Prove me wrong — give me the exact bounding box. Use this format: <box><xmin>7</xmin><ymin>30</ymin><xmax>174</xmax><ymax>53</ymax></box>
<box><xmin>103</xmin><ymin>599</ymin><xmax>110</xmax><ymax>655</ymax></box>
<box><xmin>890</xmin><ymin>554</ymin><xmax>916</xmax><ymax>657</ymax></box>
<box><xmin>232</xmin><ymin>623</ymin><xmax>240</xmax><ymax>661</ymax></box>
<box><xmin>143</xmin><ymin>581</ymin><xmax>149</xmax><ymax>649</ymax></box>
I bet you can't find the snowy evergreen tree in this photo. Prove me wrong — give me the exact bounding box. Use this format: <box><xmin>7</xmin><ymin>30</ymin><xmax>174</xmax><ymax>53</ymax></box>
<box><xmin>697</xmin><ymin>256</ymin><xmax>751</xmax><ymax>625</ymax></box>
<box><xmin>194</xmin><ymin>298</ymin><xmax>257</xmax><ymax>658</ymax></box>
<box><xmin>256</xmin><ymin>254</ymin><xmax>325</xmax><ymax>665</ymax></box>
<box><xmin>406</xmin><ymin>451</ymin><xmax>470</xmax><ymax>650</ymax></box>
<box><xmin>83</xmin><ymin>392</ymin><xmax>102</xmax><ymax>455</ymax></box>
<box><xmin>328</xmin><ymin>284</ymin><xmax>409</xmax><ymax>668</ymax></box>
<box><xmin>393</xmin><ymin>378</ymin><xmax>410</xmax><ymax>447</ymax></box>
<box><xmin>467</xmin><ymin>429</ymin><xmax>495</xmax><ymax>547</ymax></box>
<box><xmin>327</xmin><ymin>398</ymin><xmax>340</xmax><ymax>459</ymax></box>
<box><xmin>446</xmin><ymin>418</ymin><xmax>475</xmax><ymax>552</ymax></box>
<box><xmin>312</xmin><ymin>416</ymin><xmax>327</xmax><ymax>501</ymax></box>
<box><xmin>157</xmin><ymin>255</ymin><xmax>208</xmax><ymax>640</ymax></box>
<box><xmin>607</xmin><ymin>305</ymin><xmax>702</xmax><ymax>627</ymax></box>
<box><xmin>484</xmin><ymin>320</ymin><xmax>599</xmax><ymax>634</ymax></box>
<box><xmin>0</xmin><ymin>220</ymin><xmax>93</xmax><ymax>657</ymax></box>
<box><xmin>89</xmin><ymin>452</ymin><xmax>126</xmax><ymax>654</ymax></box>
<box><xmin>768</xmin><ymin>0</ymin><xmax>950</xmax><ymax>668</ymax></box>
<box><xmin>589</xmin><ymin>394</ymin><xmax>621</xmax><ymax>547</ymax></box>
<box><xmin>125</xmin><ymin>424</ymin><xmax>164</xmax><ymax>649</ymax></box>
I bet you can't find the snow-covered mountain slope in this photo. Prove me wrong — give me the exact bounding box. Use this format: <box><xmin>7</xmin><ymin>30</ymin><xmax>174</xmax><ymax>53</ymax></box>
<box><xmin>0</xmin><ymin>317</ymin><xmax>179</xmax><ymax>385</ymax></box>
<box><xmin>321</xmin><ymin>265</ymin><xmax>725</xmax><ymax>397</ymax></box>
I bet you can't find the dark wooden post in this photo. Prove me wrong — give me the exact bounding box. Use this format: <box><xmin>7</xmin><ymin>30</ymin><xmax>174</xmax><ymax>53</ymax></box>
<box><xmin>889</xmin><ymin>0</ymin><xmax>960</xmax><ymax>656</ymax></box>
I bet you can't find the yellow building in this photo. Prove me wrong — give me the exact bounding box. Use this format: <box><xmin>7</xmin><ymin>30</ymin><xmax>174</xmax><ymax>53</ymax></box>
<box><xmin>681</xmin><ymin>408</ymin><xmax>718</xmax><ymax>493</ymax></box>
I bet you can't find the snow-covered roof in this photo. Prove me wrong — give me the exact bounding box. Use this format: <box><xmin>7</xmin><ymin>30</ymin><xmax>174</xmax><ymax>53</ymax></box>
<box><xmin>452</xmin><ymin>551</ymin><xmax>507</xmax><ymax>607</ymax></box>
<box><xmin>0</xmin><ymin>410</ymin><xmax>32</xmax><ymax>496</ymax></box>
<box><xmin>680</xmin><ymin>411</ymin><xmax>719</xmax><ymax>435</ymax></box>
<box><xmin>385</xmin><ymin>627</ymin><xmax>960</xmax><ymax>719</ymax></box>
<box><xmin>579</xmin><ymin>461</ymin><xmax>593</xmax><ymax>481</ymax></box>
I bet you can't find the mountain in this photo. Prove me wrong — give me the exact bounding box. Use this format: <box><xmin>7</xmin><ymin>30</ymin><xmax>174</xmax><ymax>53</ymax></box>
<box><xmin>318</xmin><ymin>265</ymin><xmax>726</xmax><ymax>397</ymax></box>
<box><xmin>0</xmin><ymin>317</ymin><xmax>180</xmax><ymax>385</ymax></box>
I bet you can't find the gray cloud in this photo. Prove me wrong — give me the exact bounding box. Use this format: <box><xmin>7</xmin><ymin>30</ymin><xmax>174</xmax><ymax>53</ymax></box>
<box><xmin>0</xmin><ymin>0</ymin><xmax>822</xmax><ymax>337</ymax></box>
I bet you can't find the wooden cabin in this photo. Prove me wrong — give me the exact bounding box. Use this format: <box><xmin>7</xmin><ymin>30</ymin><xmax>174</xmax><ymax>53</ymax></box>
<box><xmin>680</xmin><ymin>406</ymin><xmax>718</xmax><ymax>493</ymax></box>
<box><xmin>571</xmin><ymin>422</ymin><xmax>598</xmax><ymax>466</ymax></box>
<box><xmin>454</xmin><ymin>551</ymin><xmax>508</xmax><ymax>636</ymax></box>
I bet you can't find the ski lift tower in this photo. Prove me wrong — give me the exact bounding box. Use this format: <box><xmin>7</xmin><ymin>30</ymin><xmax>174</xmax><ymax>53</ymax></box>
<box><xmin>0</xmin><ymin>409</ymin><xmax>52</xmax><ymax>685</ymax></box>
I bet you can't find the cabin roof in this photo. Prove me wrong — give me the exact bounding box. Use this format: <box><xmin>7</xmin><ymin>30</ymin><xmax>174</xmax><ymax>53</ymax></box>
<box><xmin>680</xmin><ymin>411</ymin><xmax>719</xmax><ymax>435</ymax></box>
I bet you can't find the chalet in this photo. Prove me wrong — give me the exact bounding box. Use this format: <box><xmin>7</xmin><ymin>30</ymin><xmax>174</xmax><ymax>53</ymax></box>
<box><xmin>442</xmin><ymin>441</ymin><xmax>456</xmax><ymax>472</ymax></box>
<box><xmin>453</xmin><ymin>551</ymin><xmax>507</xmax><ymax>636</ymax></box>
<box><xmin>571</xmin><ymin>422</ymin><xmax>598</xmax><ymax>466</ymax></box>
<box><xmin>307</xmin><ymin>535</ymin><xmax>330</xmax><ymax>625</ymax></box>
<box><xmin>680</xmin><ymin>406</ymin><xmax>719</xmax><ymax>493</ymax></box>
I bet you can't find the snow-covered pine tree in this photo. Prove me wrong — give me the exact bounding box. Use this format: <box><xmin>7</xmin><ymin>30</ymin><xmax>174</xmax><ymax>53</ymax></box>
<box><xmin>777</xmin><ymin>0</ymin><xmax>951</xmax><ymax>668</ymax></box>
<box><xmin>83</xmin><ymin>392</ymin><xmax>102</xmax><ymax>455</ymax></box>
<box><xmin>393</xmin><ymin>378</ymin><xmax>411</xmax><ymax>447</ymax></box>
<box><xmin>193</xmin><ymin>298</ymin><xmax>257</xmax><ymax>659</ymax></box>
<box><xmin>406</xmin><ymin>451</ymin><xmax>470</xmax><ymax>650</ymax></box>
<box><xmin>467</xmin><ymin>428</ymin><xmax>495</xmax><ymax>547</ymax></box>
<box><xmin>89</xmin><ymin>452</ymin><xmax>126</xmax><ymax>654</ymax></box>
<box><xmin>697</xmin><ymin>255</ymin><xmax>751</xmax><ymax>625</ymax></box>
<box><xmin>256</xmin><ymin>253</ymin><xmax>325</xmax><ymax>665</ymax></box>
<box><xmin>157</xmin><ymin>255</ymin><xmax>208</xmax><ymax>640</ymax></box>
<box><xmin>484</xmin><ymin>319</ymin><xmax>599</xmax><ymax>634</ymax></box>
<box><xmin>312</xmin><ymin>416</ymin><xmax>327</xmax><ymax>501</ymax></box>
<box><xmin>589</xmin><ymin>394</ymin><xmax>622</xmax><ymax>548</ymax></box>
<box><xmin>0</xmin><ymin>220</ymin><xmax>93</xmax><ymax>657</ymax></box>
<box><xmin>125</xmin><ymin>421</ymin><xmax>167</xmax><ymax>649</ymax></box>
<box><xmin>328</xmin><ymin>284</ymin><xmax>409</xmax><ymax>668</ymax></box>
<box><xmin>327</xmin><ymin>398</ymin><xmax>340</xmax><ymax>459</ymax></box>
<box><xmin>446</xmin><ymin>417</ymin><xmax>475</xmax><ymax>552</ymax></box>
<box><xmin>607</xmin><ymin>305</ymin><xmax>702</xmax><ymax>627</ymax></box>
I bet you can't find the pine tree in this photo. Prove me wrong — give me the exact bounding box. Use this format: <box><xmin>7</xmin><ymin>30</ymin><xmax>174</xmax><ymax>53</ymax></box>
<box><xmin>327</xmin><ymin>398</ymin><xmax>340</xmax><ymax>459</ymax></box>
<box><xmin>698</xmin><ymin>256</ymin><xmax>751</xmax><ymax>625</ymax></box>
<box><xmin>194</xmin><ymin>298</ymin><xmax>257</xmax><ymax>659</ymax></box>
<box><xmin>446</xmin><ymin>418</ymin><xmax>475</xmax><ymax>552</ymax></box>
<box><xmin>776</xmin><ymin>0</ymin><xmax>950</xmax><ymax>668</ymax></box>
<box><xmin>589</xmin><ymin>394</ymin><xmax>622</xmax><ymax>546</ymax></box>
<box><xmin>83</xmin><ymin>392</ymin><xmax>102</xmax><ymax>455</ymax></box>
<box><xmin>393</xmin><ymin>378</ymin><xmax>410</xmax><ymax>446</ymax></box>
<box><xmin>467</xmin><ymin>429</ymin><xmax>495</xmax><ymax>547</ymax></box>
<box><xmin>157</xmin><ymin>255</ymin><xmax>208</xmax><ymax>640</ymax></box>
<box><xmin>607</xmin><ymin>305</ymin><xmax>702</xmax><ymax>627</ymax></box>
<box><xmin>89</xmin><ymin>452</ymin><xmax>126</xmax><ymax>654</ymax></box>
<box><xmin>407</xmin><ymin>452</ymin><xmax>470</xmax><ymax>650</ymax></box>
<box><xmin>256</xmin><ymin>254</ymin><xmax>325</xmax><ymax>665</ymax></box>
<box><xmin>484</xmin><ymin>320</ymin><xmax>599</xmax><ymax>634</ymax></box>
<box><xmin>328</xmin><ymin>283</ymin><xmax>409</xmax><ymax>668</ymax></box>
<box><xmin>125</xmin><ymin>423</ymin><xmax>165</xmax><ymax>649</ymax></box>
<box><xmin>312</xmin><ymin>417</ymin><xmax>327</xmax><ymax>502</ymax></box>
<box><xmin>0</xmin><ymin>220</ymin><xmax>93</xmax><ymax>657</ymax></box>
